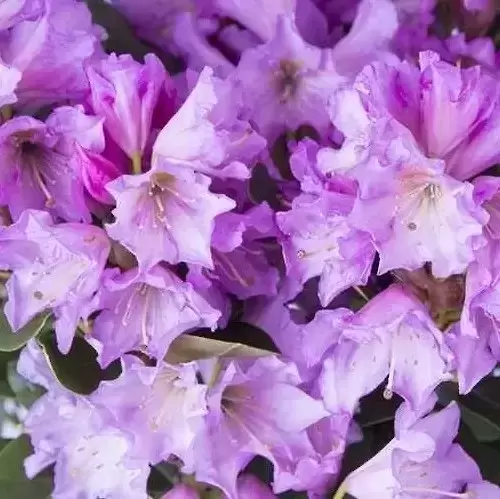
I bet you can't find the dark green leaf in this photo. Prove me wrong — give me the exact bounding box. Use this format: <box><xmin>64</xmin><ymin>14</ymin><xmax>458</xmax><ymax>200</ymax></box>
<box><xmin>0</xmin><ymin>309</ymin><xmax>51</xmax><ymax>352</ymax></box>
<box><xmin>0</xmin><ymin>435</ymin><xmax>52</xmax><ymax>498</ymax></box>
<box><xmin>39</xmin><ymin>334</ymin><xmax>121</xmax><ymax>395</ymax></box>
<box><xmin>438</xmin><ymin>382</ymin><xmax>500</xmax><ymax>442</ymax></box>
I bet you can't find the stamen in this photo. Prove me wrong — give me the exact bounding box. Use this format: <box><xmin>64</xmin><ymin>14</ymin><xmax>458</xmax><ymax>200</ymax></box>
<box><xmin>214</xmin><ymin>251</ymin><xmax>253</xmax><ymax>287</ymax></box>
<box><xmin>383</xmin><ymin>340</ymin><xmax>397</xmax><ymax>400</ymax></box>
<box><xmin>140</xmin><ymin>286</ymin><xmax>150</xmax><ymax>347</ymax></box>
<box><xmin>32</xmin><ymin>165</ymin><xmax>55</xmax><ymax>207</ymax></box>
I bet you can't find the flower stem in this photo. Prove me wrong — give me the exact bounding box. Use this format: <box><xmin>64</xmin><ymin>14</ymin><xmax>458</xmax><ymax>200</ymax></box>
<box><xmin>332</xmin><ymin>481</ymin><xmax>348</xmax><ymax>499</ymax></box>
<box><xmin>131</xmin><ymin>153</ymin><xmax>142</xmax><ymax>174</ymax></box>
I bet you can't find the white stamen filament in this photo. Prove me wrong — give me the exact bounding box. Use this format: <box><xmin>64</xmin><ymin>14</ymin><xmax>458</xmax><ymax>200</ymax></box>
<box><xmin>384</xmin><ymin>341</ymin><xmax>397</xmax><ymax>400</ymax></box>
<box><xmin>31</xmin><ymin>164</ymin><xmax>55</xmax><ymax>207</ymax></box>
<box><xmin>214</xmin><ymin>251</ymin><xmax>252</xmax><ymax>287</ymax></box>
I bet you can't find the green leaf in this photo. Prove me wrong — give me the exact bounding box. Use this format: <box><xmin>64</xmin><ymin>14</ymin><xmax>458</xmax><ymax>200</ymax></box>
<box><xmin>459</xmin><ymin>403</ymin><xmax>500</xmax><ymax>443</ymax></box>
<box><xmin>39</xmin><ymin>333</ymin><xmax>121</xmax><ymax>395</ymax></box>
<box><xmin>0</xmin><ymin>309</ymin><xmax>51</xmax><ymax>352</ymax></box>
<box><xmin>0</xmin><ymin>435</ymin><xmax>52</xmax><ymax>498</ymax></box>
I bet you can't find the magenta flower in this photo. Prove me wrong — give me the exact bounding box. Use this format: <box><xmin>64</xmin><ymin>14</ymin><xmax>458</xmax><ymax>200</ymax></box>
<box><xmin>106</xmin><ymin>166</ymin><xmax>235</xmax><ymax>271</ymax></box>
<box><xmin>0</xmin><ymin>61</ymin><xmax>21</xmax><ymax>109</ymax></box>
<box><xmin>0</xmin><ymin>210</ymin><xmax>110</xmax><ymax>353</ymax></box>
<box><xmin>0</xmin><ymin>107</ymin><xmax>104</xmax><ymax>223</ymax></box>
<box><xmin>0</xmin><ymin>0</ymin><xmax>105</xmax><ymax>109</ymax></box>
<box><xmin>87</xmin><ymin>53</ymin><xmax>173</xmax><ymax>166</ymax></box>
<box><xmin>153</xmin><ymin>67</ymin><xmax>266</xmax><ymax>180</ymax></box>
<box><xmin>89</xmin><ymin>266</ymin><xmax>220</xmax><ymax>366</ymax></box>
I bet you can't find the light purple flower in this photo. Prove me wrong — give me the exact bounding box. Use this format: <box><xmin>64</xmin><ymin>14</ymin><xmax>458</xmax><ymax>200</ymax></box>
<box><xmin>0</xmin><ymin>210</ymin><xmax>110</xmax><ymax>353</ymax></box>
<box><xmin>0</xmin><ymin>107</ymin><xmax>103</xmax><ymax>223</ymax></box>
<box><xmin>230</xmin><ymin>16</ymin><xmax>344</xmax><ymax>142</ymax></box>
<box><xmin>246</xmin><ymin>281</ymin><xmax>352</xmax><ymax>380</ymax></box>
<box><xmin>89</xmin><ymin>266</ymin><xmax>220</xmax><ymax>366</ymax></box>
<box><xmin>24</xmin><ymin>391</ymin><xmax>150</xmax><ymax>499</ymax></box>
<box><xmin>105</xmin><ymin>167</ymin><xmax>235</xmax><ymax>271</ymax></box>
<box><xmin>0</xmin><ymin>61</ymin><xmax>21</xmax><ymax>109</ymax></box>
<box><xmin>86</xmin><ymin>53</ymin><xmax>173</xmax><ymax>164</ymax></box>
<box><xmin>153</xmin><ymin>67</ymin><xmax>266</xmax><ymax>180</ymax></box>
<box><xmin>0</xmin><ymin>0</ymin><xmax>43</xmax><ymax>31</ymax></box>
<box><xmin>0</xmin><ymin>0</ymin><xmax>105</xmax><ymax>109</ymax></box>
<box><xmin>162</xmin><ymin>484</ymin><xmax>199</xmax><ymax>499</ymax></box>
<box><xmin>342</xmin><ymin>402</ymin><xmax>482</xmax><ymax>499</ymax></box>
<box><xmin>193</xmin><ymin>357</ymin><xmax>328</xmax><ymax>498</ymax></box>
<box><xmin>94</xmin><ymin>356</ymin><xmax>207</xmax><ymax>468</ymax></box>
<box><xmin>348</xmin><ymin>151</ymin><xmax>487</xmax><ymax>278</ymax></box>
<box><xmin>198</xmin><ymin>202</ymin><xmax>280</xmax><ymax>299</ymax></box>
<box><xmin>278</xmin><ymin>188</ymin><xmax>375</xmax><ymax>306</ymax></box>
<box><xmin>237</xmin><ymin>474</ymin><xmax>277</xmax><ymax>498</ymax></box>
<box><xmin>320</xmin><ymin>284</ymin><xmax>453</xmax><ymax>413</ymax></box>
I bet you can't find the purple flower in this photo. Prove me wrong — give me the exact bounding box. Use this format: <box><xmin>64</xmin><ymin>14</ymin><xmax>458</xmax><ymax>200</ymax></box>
<box><xmin>0</xmin><ymin>107</ymin><xmax>103</xmax><ymax>223</ymax></box>
<box><xmin>0</xmin><ymin>210</ymin><xmax>110</xmax><ymax>353</ymax></box>
<box><xmin>94</xmin><ymin>356</ymin><xmax>207</xmax><ymax>468</ymax></box>
<box><xmin>162</xmin><ymin>484</ymin><xmax>199</xmax><ymax>499</ymax></box>
<box><xmin>87</xmin><ymin>53</ymin><xmax>173</xmax><ymax>166</ymax></box>
<box><xmin>348</xmin><ymin>152</ymin><xmax>487</xmax><ymax>278</ymax></box>
<box><xmin>0</xmin><ymin>0</ymin><xmax>44</xmax><ymax>31</ymax></box>
<box><xmin>197</xmin><ymin>202</ymin><xmax>280</xmax><ymax>299</ymax></box>
<box><xmin>320</xmin><ymin>285</ymin><xmax>453</xmax><ymax>413</ymax></box>
<box><xmin>237</xmin><ymin>474</ymin><xmax>277</xmax><ymax>498</ymax></box>
<box><xmin>193</xmin><ymin>357</ymin><xmax>328</xmax><ymax>498</ymax></box>
<box><xmin>246</xmin><ymin>280</ymin><xmax>353</xmax><ymax>380</ymax></box>
<box><xmin>229</xmin><ymin>16</ymin><xmax>343</xmax><ymax>141</ymax></box>
<box><xmin>278</xmin><ymin>188</ymin><xmax>375</xmax><ymax>306</ymax></box>
<box><xmin>0</xmin><ymin>0</ymin><xmax>105</xmax><ymax>109</ymax></box>
<box><xmin>24</xmin><ymin>391</ymin><xmax>150</xmax><ymax>499</ymax></box>
<box><xmin>0</xmin><ymin>61</ymin><xmax>21</xmax><ymax>109</ymax></box>
<box><xmin>105</xmin><ymin>167</ymin><xmax>235</xmax><ymax>271</ymax></box>
<box><xmin>89</xmin><ymin>266</ymin><xmax>220</xmax><ymax>366</ymax></box>
<box><xmin>153</xmin><ymin>67</ymin><xmax>266</xmax><ymax>180</ymax></box>
<box><xmin>340</xmin><ymin>402</ymin><xmax>482</xmax><ymax>499</ymax></box>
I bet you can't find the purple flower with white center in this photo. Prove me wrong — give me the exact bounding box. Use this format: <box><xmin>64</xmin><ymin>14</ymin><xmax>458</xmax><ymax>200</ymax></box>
<box><xmin>196</xmin><ymin>202</ymin><xmax>280</xmax><ymax>299</ymax></box>
<box><xmin>86</xmin><ymin>53</ymin><xmax>174</xmax><ymax>167</ymax></box>
<box><xmin>339</xmin><ymin>402</ymin><xmax>483</xmax><ymax>499</ymax></box>
<box><xmin>320</xmin><ymin>284</ymin><xmax>453</xmax><ymax>413</ymax></box>
<box><xmin>0</xmin><ymin>210</ymin><xmax>110</xmax><ymax>353</ymax></box>
<box><xmin>193</xmin><ymin>357</ymin><xmax>328</xmax><ymax>498</ymax></box>
<box><xmin>89</xmin><ymin>266</ymin><xmax>220</xmax><ymax>366</ymax></box>
<box><xmin>229</xmin><ymin>16</ymin><xmax>344</xmax><ymax>142</ymax></box>
<box><xmin>94</xmin><ymin>356</ymin><xmax>207</xmax><ymax>468</ymax></box>
<box><xmin>106</xmin><ymin>166</ymin><xmax>235</xmax><ymax>271</ymax></box>
<box><xmin>0</xmin><ymin>107</ymin><xmax>104</xmax><ymax>223</ymax></box>
<box><xmin>348</xmin><ymin>151</ymin><xmax>487</xmax><ymax>278</ymax></box>
<box><xmin>0</xmin><ymin>0</ymin><xmax>105</xmax><ymax>109</ymax></box>
<box><xmin>153</xmin><ymin>67</ymin><xmax>266</xmax><ymax>180</ymax></box>
<box><xmin>278</xmin><ymin>189</ymin><xmax>375</xmax><ymax>306</ymax></box>
<box><xmin>24</xmin><ymin>390</ymin><xmax>150</xmax><ymax>499</ymax></box>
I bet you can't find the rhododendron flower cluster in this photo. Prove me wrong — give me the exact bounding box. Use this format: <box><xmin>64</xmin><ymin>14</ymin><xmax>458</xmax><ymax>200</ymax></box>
<box><xmin>0</xmin><ymin>0</ymin><xmax>499</xmax><ymax>498</ymax></box>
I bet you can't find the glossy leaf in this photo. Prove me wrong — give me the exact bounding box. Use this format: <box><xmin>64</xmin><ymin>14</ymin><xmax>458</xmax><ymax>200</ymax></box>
<box><xmin>0</xmin><ymin>309</ymin><xmax>51</xmax><ymax>352</ymax></box>
<box><xmin>38</xmin><ymin>334</ymin><xmax>121</xmax><ymax>395</ymax></box>
<box><xmin>165</xmin><ymin>333</ymin><xmax>277</xmax><ymax>364</ymax></box>
<box><xmin>0</xmin><ymin>435</ymin><xmax>52</xmax><ymax>498</ymax></box>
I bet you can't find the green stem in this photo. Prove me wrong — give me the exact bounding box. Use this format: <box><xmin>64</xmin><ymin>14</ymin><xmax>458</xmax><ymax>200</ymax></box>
<box><xmin>332</xmin><ymin>481</ymin><xmax>348</xmax><ymax>499</ymax></box>
<box><xmin>131</xmin><ymin>153</ymin><xmax>142</xmax><ymax>175</ymax></box>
